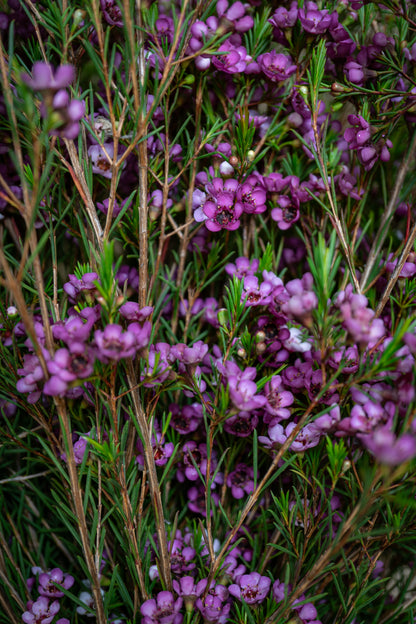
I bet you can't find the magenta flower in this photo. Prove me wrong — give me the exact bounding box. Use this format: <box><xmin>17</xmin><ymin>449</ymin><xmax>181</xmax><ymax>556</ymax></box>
<box><xmin>194</xmin><ymin>177</ymin><xmax>243</xmax><ymax>231</ymax></box>
<box><xmin>227</xmin><ymin>463</ymin><xmax>255</xmax><ymax>499</ymax></box>
<box><xmin>94</xmin><ymin>324</ymin><xmax>137</xmax><ymax>361</ymax></box>
<box><xmin>258</xmin><ymin>51</ymin><xmax>297</xmax><ymax>82</ymax></box>
<box><xmin>38</xmin><ymin>568</ymin><xmax>74</xmax><ymax>598</ymax></box>
<box><xmin>237</xmin><ymin>182</ymin><xmax>267</xmax><ymax>214</ymax></box>
<box><xmin>298</xmin><ymin>2</ymin><xmax>332</xmax><ymax>34</ymax></box>
<box><xmin>361</xmin><ymin>428</ymin><xmax>416</xmax><ymax>465</ymax></box>
<box><xmin>229</xmin><ymin>572</ymin><xmax>271</xmax><ymax>604</ymax></box>
<box><xmin>212</xmin><ymin>41</ymin><xmax>254</xmax><ymax>74</ymax></box>
<box><xmin>172</xmin><ymin>577</ymin><xmax>207</xmax><ymax>610</ymax></box>
<box><xmin>16</xmin><ymin>353</ymin><xmax>47</xmax><ymax>403</ymax></box>
<box><xmin>241</xmin><ymin>275</ymin><xmax>273</xmax><ymax>306</ymax></box>
<box><xmin>264</xmin><ymin>375</ymin><xmax>294</xmax><ymax>421</ymax></box>
<box><xmin>196</xmin><ymin>584</ymin><xmax>230</xmax><ymax>623</ymax></box>
<box><xmin>101</xmin><ymin>0</ymin><xmax>123</xmax><ymax>26</ymax></box>
<box><xmin>140</xmin><ymin>591</ymin><xmax>183</xmax><ymax>624</ymax></box>
<box><xmin>22</xmin><ymin>596</ymin><xmax>61</xmax><ymax>624</ymax></box>
<box><xmin>43</xmin><ymin>344</ymin><xmax>95</xmax><ymax>396</ymax></box>
<box><xmin>22</xmin><ymin>62</ymin><xmax>75</xmax><ymax>91</ymax></box>
<box><xmin>224</xmin><ymin>411</ymin><xmax>259</xmax><ymax>437</ymax></box>
<box><xmin>271</xmin><ymin>194</ymin><xmax>300</xmax><ymax>230</ymax></box>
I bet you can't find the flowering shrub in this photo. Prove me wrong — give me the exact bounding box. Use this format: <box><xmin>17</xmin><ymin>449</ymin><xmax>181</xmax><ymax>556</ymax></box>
<box><xmin>2</xmin><ymin>1</ymin><xmax>416</xmax><ymax>623</ymax></box>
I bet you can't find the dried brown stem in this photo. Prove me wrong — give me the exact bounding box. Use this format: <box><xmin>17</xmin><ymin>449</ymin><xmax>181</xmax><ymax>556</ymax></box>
<box><xmin>55</xmin><ymin>398</ymin><xmax>107</xmax><ymax>624</ymax></box>
<box><xmin>126</xmin><ymin>360</ymin><xmax>172</xmax><ymax>592</ymax></box>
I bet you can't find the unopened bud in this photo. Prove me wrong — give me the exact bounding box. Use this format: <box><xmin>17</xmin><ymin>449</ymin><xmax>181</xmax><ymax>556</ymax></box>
<box><xmin>256</xmin><ymin>331</ymin><xmax>266</xmax><ymax>343</ymax></box>
<box><xmin>256</xmin><ymin>342</ymin><xmax>267</xmax><ymax>355</ymax></box>
<box><xmin>342</xmin><ymin>459</ymin><xmax>351</xmax><ymax>472</ymax></box>
<box><xmin>72</xmin><ymin>9</ymin><xmax>85</xmax><ymax>28</ymax></box>
<box><xmin>229</xmin><ymin>155</ymin><xmax>239</xmax><ymax>167</ymax></box>
<box><xmin>247</xmin><ymin>149</ymin><xmax>255</xmax><ymax>162</ymax></box>
<box><xmin>237</xmin><ymin>347</ymin><xmax>247</xmax><ymax>358</ymax></box>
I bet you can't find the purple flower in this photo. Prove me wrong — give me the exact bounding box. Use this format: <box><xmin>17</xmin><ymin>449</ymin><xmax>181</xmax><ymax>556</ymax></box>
<box><xmin>16</xmin><ymin>353</ymin><xmax>47</xmax><ymax>403</ymax></box>
<box><xmin>258</xmin><ymin>51</ymin><xmax>297</xmax><ymax>82</ymax></box>
<box><xmin>52</xmin><ymin>315</ymin><xmax>94</xmax><ymax>345</ymax></box>
<box><xmin>63</xmin><ymin>272</ymin><xmax>99</xmax><ymax>304</ymax></box>
<box><xmin>170</xmin><ymin>403</ymin><xmax>203</xmax><ymax>435</ymax></box>
<box><xmin>271</xmin><ymin>194</ymin><xmax>300</xmax><ymax>230</ymax></box>
<box><xmin>241</xmin><ymin>275</ymin><xmax>273</xmax><ymax>306</ymax></box>
<box><xmin>101</xmin><ymin>0</ymin><xmax>123</xmax><ymax>26</ymax></box>
<box><xmin>88</xmin><ymin>143</ymin><xmax>117</xmax><ymax>179</ymax></box>
<box><xmin>140</xmin><ymin>591</ymin><xmax>183</xmax><ymax>624</ymax></box>
<box><xmin>224</xmin><ymin>411</ymin><xmax>259</xmax><ymax>437</ymax></box>
<box><xmin>141</xmin><ymin>343</ymin><xmax>171</xmax><ymax>386</ymax></box>
<box><xmin>22</xmin><ymin>62</ymin><xmax>75</xmax><ymax>91</ymax></box>
<box><xmin>22</xmin><ymin>596</ymin><xmax>61</xmax><ymax>624</ymax></box>
<box><xmin>298</xmin><ymin>2</ymin><xmax>332</xmax><ymax>34</ymax></box>
<box><xmin>43</xmin><ymin>345</ymin><xmax>95</xmax><ymax>396</ymax></box>
<box><xmin>196</xmin><ymin>584</ymin><xmax>230</xmax><ymax>623</ymax></box>
<box><xmin>286</xmin><ymin>422</ymin><xmax>321</xmax><ymax>451</ymax></box>
<box><xmin>227</xmin><ymin>463</ymin><xmax>255</xmax><ymax>499</ymax></box>
<box><xmin>344</xmin><ymin>114</ymin><xmax>393</xmax><ymax>171</ymax></box>
<box><xmin>194</xmin><ymin>177</ymin><xmax>243</xmax><ymax>231</ymax></box>
<box><xmin>229</xmin><ymin>572</ymin><xmax>271</xmax><ymax>604</ymax></box>
<box><xmin>228</xmin><ymin>376</ymin><xmax>267</xmax><ymax>411</ymax></box>
<box><xmin>269</xmin><ymin>5</ymin><xmax>298</xmax><ymax>30</ymax></box>
<box><xmin>362</xmin><ymin>428</ymin><xmax>416</xmax><ymax>465</ymax></box>
<box><xmin>225</xmin><ymin>256</ymin><xmax>259</xmax><ymax>278</ymax></box>
<box><xmin>136</xmin><ymin>432</ymin><xmax>175</xmax><ymax>468</ymax></box>
<box><xmin>172</xmin><ymin>577</ymin><xmax>207</xmax><ymax>610</ymax></box>
<box><xmin>258</xmin><ymin>422</ymin><xmax>287</xmax><ymax>450</ymax></box>
<box><xmin>237</xmin><ymin>182</ymin><xmax>267</xmax><ymax>214</ymax></box>
<box><xmin>94</xmin><ymin>324</ymin><xmax>137</xmax><ymax>361</ymax></box>
<box><xmin>212</xmin><ymin>41</ymin><xmax>254</xmax><ymax>74</ymax></box>
<box><xmin>38</xmin><ymin>568</ymin><xmax>74</xmax><ymax>598</ymax></box>
<box><xmin>217</xmin><ymin>0</ymin><xmax>254</xmax><ymax>32</ymax></box>
<box><xmin>264</xmin><ymin>375</ymin><xmax>294</xmax><ymax>421</ymax></box>
<box><xmin>187</xmin><ymin>484</ymin><xmax>219</xmax><ymax>516</ymax></box>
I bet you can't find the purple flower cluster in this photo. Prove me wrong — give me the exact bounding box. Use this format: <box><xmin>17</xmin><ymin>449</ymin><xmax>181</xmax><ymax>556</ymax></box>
<box><xmin>344</xmin><ymin>114</ymin><xmax>392</xmax><ymax>171</ymax></box>
<box><xmin>22</xmin><ymin>62</ymin><xmax>84</xmax><ymax>139</ymax></box>
<box><xmin>23</xmin><ymin>567</ymin><xmax>74</xmax><ymax>624</ymax></box>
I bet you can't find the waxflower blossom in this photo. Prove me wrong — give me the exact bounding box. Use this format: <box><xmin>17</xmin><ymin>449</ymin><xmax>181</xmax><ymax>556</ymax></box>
<box><xmin>258</xmin><ymin>51</ymin><xmax>297</xmax><ymax>82</ymax></box>
<box><xmin>194</xmin><ymin>177</ymin><xmax>243</xmax><ymax>231</ymax></box>
<box><xmin>196</xmin><ymin>584</ymin><xmax>230</xmax><ymax>623</ymax></box>
<box><xmin>212</xmin><ymin>41</ymin><xmax>257</xmax><ymax>74</ymax></box>
<box><xmin>298</xmin><ymin>2</ymin><xmax>333</xmax><ymax>34</ymax></box>
<box><xmin>271</xmin><ymin>194</ymin><xmax>300</xmax><ymax>230</ymax></box>
<box><xmin>361</xmin><ymin>428</ymin><xmax>416</xmax><ymax>465</ymax></box>
<box><xmin>16</xmin><ymin>353</ymin><xmax>47</xmax><ymax>403</ymax></box>
<box><xmin>229</xmin><ymin>572</ymin><xmax>271</xmax><ymax>604</ymax></box>
<box><xmin>22</xmin><ymin>62</ymin><xmax>84</xmax><ymax>139</ymax></box>
<box><xmin>37</xmin><ymin>568</ymin><xmax>75</xmax><ymax>598</ymax></box>
<box><xmin>344</xmin><ymin>114</ymin><xmax>392</xmax><ymax>170</ymax></box>
<box><xmin>263</xmin><ymin>375</ymin><xmax>294</xmax><ymax>422</ymax></box>
<box><xmin>43</xmin><ymin>345</ymin><xmax>95</xmax><ymax>396</ymax></box>
<box><xmin>224</xmin><ymin>411</ymin><xmax>259</xmax><ymax>437</ymax></box>
<box><xmin>226</xmin><ymin>463</ymin><xmax>255</xmax><ymax>499</ymax></box>
<box><xmin>94</xmin><ymin>324</ymin><xmax>137</xmax><ymax>361</ymax></box>
<box><xmin>21</xmin><ymin>62</ymin><xmax>75</xmax><ymax>92</ymax></box>
<box><xmin>101</xmin><ymin>0</ymin><xmax>123</xmax><ymax>26</ymax></box>
<box><xmin>22</xmin><ymin>596</ymin><xmax>61</xmax><ymax>624</ymax></box>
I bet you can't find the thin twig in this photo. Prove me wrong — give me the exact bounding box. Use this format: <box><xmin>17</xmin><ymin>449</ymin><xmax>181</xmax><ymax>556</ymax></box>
<box><xmin>360</xmin><ymin>130</ymin><xmax>416</xmax><ymax>291</ymax></box>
